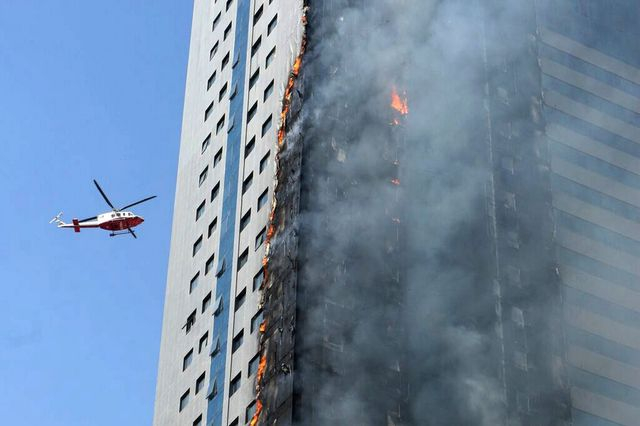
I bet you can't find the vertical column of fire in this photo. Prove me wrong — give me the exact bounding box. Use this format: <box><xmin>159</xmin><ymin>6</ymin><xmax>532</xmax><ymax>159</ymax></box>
<box><xmin>249</xmin><ymin>10</ymin><xmax>308</xmax><ymax>426</ymax></box>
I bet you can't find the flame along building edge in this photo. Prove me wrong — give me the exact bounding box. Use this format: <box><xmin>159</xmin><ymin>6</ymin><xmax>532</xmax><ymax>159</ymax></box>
<box><xmin>155</xmin><ymin>1</ymin><xmax>640</xmax><ymax>425</ymax></box>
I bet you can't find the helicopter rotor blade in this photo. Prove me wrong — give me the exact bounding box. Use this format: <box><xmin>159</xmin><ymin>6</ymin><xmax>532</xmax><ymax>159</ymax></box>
<box><xmin>127</xmin><ymin>227</ymin><xmax>137</xmax><ymax>239</ymax></box>
<box><xmin>119</xmin><ymin>195</ymin><xmax>157</xmax><ymax>211</ymax></box>
<box><xmin>78</xmin><ymin>216</ymin><xmax>98</xmax><ymax>223</ymax></box>
<box><xmin>93</xmin><ymin>179</ymin><xmax>116</xmax><ymax>210</ymax></box>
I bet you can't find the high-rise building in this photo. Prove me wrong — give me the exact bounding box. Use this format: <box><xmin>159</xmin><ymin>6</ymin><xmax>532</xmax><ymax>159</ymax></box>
<box><xmin>536</xmin><ymin>2</ymin><xmax>640</xmax><ymax>425</ymax></box>
<box><xmin>153</xmin><ymin>1</ymin><xmax>304</xmax><ymax>425</ymax></box>
<box><xmin>155</xmin><ymin>1</ymin><xmax>640</xmax><ymax>425</ymax></box>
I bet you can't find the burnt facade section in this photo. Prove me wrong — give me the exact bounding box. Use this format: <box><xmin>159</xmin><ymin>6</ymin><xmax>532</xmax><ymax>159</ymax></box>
<box><xmin>258</xmin><ymin>1</ymin><xmax>571</xmax><ymax>425</ymax></box>
<box><xmin>483</xmin><ymin>2</ymin><xmax>571</xmax><ymax>424</ymax></box>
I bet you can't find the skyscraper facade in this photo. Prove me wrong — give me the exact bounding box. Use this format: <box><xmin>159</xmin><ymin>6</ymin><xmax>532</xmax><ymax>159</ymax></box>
<box><xmin>153</xmin><ymin>1</ymin><xmax>304</xmax><ymax>425</ymax></box>
<box><xmin>155</xmin><ymin>1</ymin><xmax>640</xmax><ymax>426</ymax></box>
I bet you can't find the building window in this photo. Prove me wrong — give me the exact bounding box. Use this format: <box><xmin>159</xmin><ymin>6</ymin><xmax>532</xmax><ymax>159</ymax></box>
<box><xmin>253</xmin><ymin>5</ymin><xmax>264</xmax><ymax>24</ymax></box>
<box><xmin>229</xmin><ymin>417</ymin><xmax>239</xmax><ymax>426</ymax></box>
<box><xmin>196</xmin><ymin>200</ymin><xmax>206</xmax><ymax>221</ymax></box>
<box><xmin>232</xmin><ymin>51</ymin><xmax>240</xmax><ymax>68</ymax></box>
<box><xmin>202</xmin><ymin>134</ymin><xmax>211</xmax><ymax>153</ymax></box>
<box><xmin>219</xmin><ymin>83</ymin><xmax>228</xmax><ymax>101</ymax></box>
<box><xmin>227</xmin><ymin>114</ymin><xmax>236</xmax><ymax>133</ymax></box>
<box><xmin>245</xmin><ymin>136</ymin><xmax>255</xmax><ymax>158</ymax></box>
<box><xmin>205</xmin><ymin>101</ymin><xmax>215</xmax><ymax>121</ymax></box>
<box><xmin>232</xmin><ymin>330</ymin><xmax>244</xmax><ymax>353</ymax></box>
<box><xmin>259</xmin><ymin>151</ymin><xmax>270</xmax><ymax>173</ymax></box>
<box><xmin>193</xmin><ymin>414</ymin><xmax>203</xmax><ymax>426</ymax></box>
<box><xmin>261</xmin><ymin>115</ymin><xmax>272</xmax><ymax>137</ymax></box>
<box><xmin>216</xmin><ymin>115</ymin><xmax>226</xmax><ymax>134</ymax></box>
<box><xmin>245</xmin><ymin>400</ymin><xmax>257</xmax><ymax>423</ymax></box>
<box><xmin>195</xmin><ymin>372</ymin><xmax>206</xmax><ymax>394</ymax></box>
<box><xmin>205</xmin><ymin>253</ymin><xmax>215</xmax><ymax>275</ymax></box>
<box><xmin>199</xmin><ymin>331</ymin><xmax>209</xmax><ymax>353</ymax></box>
<box><xmin>179</xmin><ymin>390</ymin><xmax>190</xmax><ymax>412</ymax></box>
<box><xmin>249</xmin><ymin>69</ymin><xmax>260</xmax><ymax>90</ymax></box>
<box><xmin>514</xmin><ymin>350</ymin><xmax>528</xmax><ymax>371</ymax></box>
<box><xmin>251</xmin><ymin>36</ymin><xmax>262</xmax><ymax>57</ymax></box>
<box><xmin>212</xmin><ymin>12</ymin><xmax>221</xmax><ymax>31</ymax></box>
<box><xmin>183</xmin><ymin>349</ymin><xmax>193</xmax><ymax>371</ymax></box>
<box><xmin>189</xmin><ymin>272</ymin><xmax>200</xmax><ymax>294</ymax></box>
<box><xmin>263</xmin><ymin>80</ymin><xmax>274</xmax><ymax>101</ymax></box>
<box><xmin>229</xmin><ymin>82</ymin><xmax>238</xmax><ymax>100</ymax></box>
<box><xmin>185</xmin><ymin>310</ymin><xmax>196</xmax><ymax>334</ymax></box>
<box><xmin>209</xmin><ymin>42</ymin><xmax>219</xmax><ymax>60</ymax></box>
<box><xmin>211</xmin><ymin>182</ymin><xmax>220</xmax><ymax>202</ymax></box>
<box><xmin>229</xmin><ymin>372</ymin><xmax>241</xmax><ymax>396</ymax></box>
<box><xmin>246</xmin><ymin>102</ymin><xmax>258</xmax><ymax>123</ymax></box>
<box><xmin>207</xmin><ymin>71</ymin><xmax>217</xmax><ymax>90</ymax></box>
<box><xmin>237</xmin><ymin>248</ymin><xmax>249</xmax><ymax>271</ymax></box>
<box><xmin>224</xmin><ymin>22</ymin><xmax>232</xmax><ymax>41</ymax></box>
<box><xmin>257</xmin><ymin>189</ymin><xmax>268</xmax><ymax>211</ymax></box>
<box><xmin>253</xmin><ymin>270</ymin><xmax>264</xmax><ymax>291</ymax></box>
<box><xmin>193</xmin><ymin>235</ymin><xmax>203</xmax><ymax>256</ymax></box>
<box><xmin>248</xmin><ymin>353</ymin><xmax>260</xmax><ymax>376</ymax></box>
<box><xmin>225</xmin><ymin>0</ymin><xmax>233</xmax><ymax>11</ymax></box>
<box><xmin>251</xmin><ymin>309</ymin><xmax>263</xmax><ymax>333</ymax></box>
<box><xmin>255</xmin><ymin>227</ymin><xmax>266</xmax><ymax>250</ymax></box>
<box><xmin>199</xmin><ymin>166</ymin><xmax>208</xmax><ymax>187</ymax></box>
<box><xmin>235</xmin><ymin>288</ymin><xmax>246</xmax><ymax>311</ymax></box>
<box><xmin>242</xmin><ymin>172</ymin><xmax>253</xmax><ymax>194</ymax></box>
<box><xmin>202</xmin><ymin>293</ymin><xmax>212</xmax><ymax>313</ymax></box>
<box><xmin>267</xmin><ymin>14</ymin><xmax>278</xmax><ymax>35</ymax></box>
<box><xmin>214</xmin><ymin>147</ymin><xmax>223</xmax><ymax>166</ymax></box>
<box><xmin>208</xmin><ymin>217</ymin><xmax>218</xmax><ymax>237</ymax></box>
<box><xmin>265</xmin><ymin>47</ymin><xmax>275</xmax><ymax>68</ymax></box>
<box><xmin>221</xmin><ymin>52</ymin><xmax>230</xmax><ymax>70</ymax></box>
<box><xmin>240</xmin><ymin>210</ymin><xmax>251</xmax><ymax>232</ymax></box>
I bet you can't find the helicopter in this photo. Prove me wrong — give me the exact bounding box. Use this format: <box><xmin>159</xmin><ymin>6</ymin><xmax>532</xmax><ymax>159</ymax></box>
<box><xmin>50</xmin><ymin>179</ymin><xmax>156</xmax><ymax>239</ymax></box>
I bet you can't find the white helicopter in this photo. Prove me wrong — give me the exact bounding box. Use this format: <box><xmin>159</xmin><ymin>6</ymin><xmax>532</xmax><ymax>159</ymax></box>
<box><xmin>50</xmin><ymin>179</ymin><xmax>156</xmax><ymax>239</ymax></box>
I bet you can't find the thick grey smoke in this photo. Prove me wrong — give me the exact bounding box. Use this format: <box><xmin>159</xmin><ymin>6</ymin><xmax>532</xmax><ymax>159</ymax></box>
<box><xmin>265</xmin><ymin>1</ymin><xmax>566</xmax><ymax>425</ymax></box>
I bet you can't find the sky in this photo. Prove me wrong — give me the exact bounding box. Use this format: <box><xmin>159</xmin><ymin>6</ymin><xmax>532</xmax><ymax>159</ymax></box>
<box><xmin>0</xmin><ymin>1</ymin><xmax>193</xmax><ymax>424</ymax></box>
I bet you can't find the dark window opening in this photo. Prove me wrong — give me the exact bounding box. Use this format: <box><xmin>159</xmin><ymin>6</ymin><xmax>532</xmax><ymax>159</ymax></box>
<box><xmin>235</xmin><ymin>288</ymin><xmax>246</xmax><ymax>311</ymax></box>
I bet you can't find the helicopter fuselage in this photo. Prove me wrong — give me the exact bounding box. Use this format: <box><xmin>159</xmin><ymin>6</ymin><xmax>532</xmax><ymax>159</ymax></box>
<box><xmin>58</xmin><ymin>211</ymin><xmax>144</xmax><ymax>232</ymax></box>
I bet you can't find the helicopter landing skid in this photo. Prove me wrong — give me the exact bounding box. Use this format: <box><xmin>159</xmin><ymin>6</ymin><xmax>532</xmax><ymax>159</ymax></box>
<box><xmin>109</xmin><ymin>231</ymin><xmax>130</xmax><ymax>237</ymax></box>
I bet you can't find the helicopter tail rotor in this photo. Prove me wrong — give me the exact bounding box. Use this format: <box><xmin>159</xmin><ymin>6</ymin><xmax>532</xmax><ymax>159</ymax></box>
<box><xmin>49</xmin><ymin>212</ymin><xmax>65</xmax><ymax>226</ymax></box>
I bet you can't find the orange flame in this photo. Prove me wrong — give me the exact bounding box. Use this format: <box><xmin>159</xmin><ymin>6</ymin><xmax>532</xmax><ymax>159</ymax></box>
<box><xmin>259</xmin><ymin>320</ymin><xmax>267</xmax><ymax>333</ymax></box>
<box><xmin>391</xmin><ymin>86</ymin><xmax>409</xmax><ymax>115</ymax></box>
<box><xmin>277</xmin><ymin>43</ymin><xmax>306</xmax><ymax>147</ymax></box>
<box><xmin>249</xmin><ymin>399</ymin><xmax>263</xmax><ymax>426</ymax></box>
<box><xmin>257</xmin><ymin>355</ymin><xmax>267</xmax><ymax>382</ymax></box>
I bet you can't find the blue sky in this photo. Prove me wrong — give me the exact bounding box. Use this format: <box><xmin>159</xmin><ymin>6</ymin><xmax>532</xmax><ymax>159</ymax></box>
<box><xmin>0</xmin><ymin>1</ymin><xmax>192</xmax><ymax>424</ymax></box>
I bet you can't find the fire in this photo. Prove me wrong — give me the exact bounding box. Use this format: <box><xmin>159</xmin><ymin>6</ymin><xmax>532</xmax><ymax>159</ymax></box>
<box><xmin>391</xmin><ymin>178</ymin><xmax>400</xmax><ymax>185</ymax></box>
<box><xmin>277</xmin><ymin>41</ymin><xmax>307</xmax><ymax>147</ymax></box>
<box><xmin>391</xmin><ymin>86</ymin><xmax>409</xmax><ymax>115</ymax></box>
<box><xmin>252</xmin><ymin>14</ymin><xmax>307</xmax><ymax>426</ymax></box>
<box><xmin>257</xmin><ymin>355</ymin><xmax>267</xmax><ymax>382</ymax></box>
<box><xmin>249</xmin><ymin>399</ymin><xmax>264</xmax><ymax>426</ymax></box>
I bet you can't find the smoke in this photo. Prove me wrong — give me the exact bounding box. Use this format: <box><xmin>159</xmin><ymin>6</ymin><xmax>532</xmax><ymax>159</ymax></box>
<box><xmin>275</xmin><ymin>0</ymin><xmax>565</xmax><ymax>425</ymax></box>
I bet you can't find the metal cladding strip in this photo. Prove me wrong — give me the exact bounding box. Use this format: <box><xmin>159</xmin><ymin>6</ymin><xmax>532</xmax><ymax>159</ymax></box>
<box><xmin>206</xmin><ymin>0</ymin><xmax>251</xmax><ymax>424</ymax></box>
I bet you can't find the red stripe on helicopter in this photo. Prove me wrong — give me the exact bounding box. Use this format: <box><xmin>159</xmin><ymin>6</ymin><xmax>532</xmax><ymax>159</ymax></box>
<box><xmin>72</xmin><ymin>219</ymin><xmax>81</xmax><ymax>233</ymax></box>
